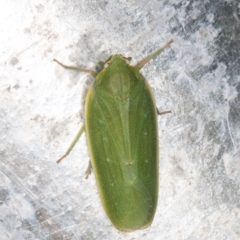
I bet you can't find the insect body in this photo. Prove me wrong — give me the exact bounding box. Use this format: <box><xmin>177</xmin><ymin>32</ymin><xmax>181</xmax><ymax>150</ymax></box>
<box><xmin>55</xmin><ymin>40</ymin><xmax>172</xmax><ymax>231</ymax></box>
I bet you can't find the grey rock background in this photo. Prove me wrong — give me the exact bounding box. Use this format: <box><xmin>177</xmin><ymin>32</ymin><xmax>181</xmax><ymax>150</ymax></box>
<box><xmin>1</xmin><ymin>0</ymin><xmax>240</xmax><ymax>239</ymax></box>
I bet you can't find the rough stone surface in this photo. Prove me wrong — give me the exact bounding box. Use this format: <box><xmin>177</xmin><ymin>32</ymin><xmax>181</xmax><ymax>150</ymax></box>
<box><xmin>1</xmin><ymin>0</ymin><xmax>240</xmax><ymax>239</ymax></box>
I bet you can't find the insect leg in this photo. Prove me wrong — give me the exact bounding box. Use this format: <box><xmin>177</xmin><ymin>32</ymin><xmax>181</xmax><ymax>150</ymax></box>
<box><xmin>157</xmin><ymin>109</ymin><xmax>172</xmax><ymax>115</ymax></box>
<box><xmin>53</xmin><ymin>59</ymin><xmax>97</xmax><ymax>77</ymax></box>
<box><xmin>56</xmin><ymin>125</ymin><xmax>85</xmax><ymax>163</ymax></box>
<box><xmin>85</xmin><ymin>161</ymin><xmax>92</xmax><ymax>179</ymax></box>
<box><xmin>135</xmin><ymin>39</ymin><xmax>173</xmax><ymax>70</ymax></box>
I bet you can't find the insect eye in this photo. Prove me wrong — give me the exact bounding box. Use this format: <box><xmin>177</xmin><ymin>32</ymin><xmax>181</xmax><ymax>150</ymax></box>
<box><xmin>104</xmin><ymin>61</ymin><xmax>111</xmax><ymax>68</ymax></box>
<box><xmin>123</xmin><ymin>56</ymin><xmax>132</xmax><ymax>64</ymax></box>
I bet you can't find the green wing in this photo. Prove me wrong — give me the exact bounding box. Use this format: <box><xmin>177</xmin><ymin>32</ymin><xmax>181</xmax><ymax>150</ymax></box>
<box><xmin>85</xmin><ymin>59</ymin><xmax>158</xmax><ymax>231</ymax></box>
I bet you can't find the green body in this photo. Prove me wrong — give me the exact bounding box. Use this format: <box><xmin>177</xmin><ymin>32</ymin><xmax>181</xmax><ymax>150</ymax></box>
<box><xmin>55</xmin><ymin>40</ymin><xmax>172</xmax><ymax>231</ymax></box>
<box><xmin>85</xmin><ymin>55</ymin><xmax>158</xmax><ymax>231</ymax></box>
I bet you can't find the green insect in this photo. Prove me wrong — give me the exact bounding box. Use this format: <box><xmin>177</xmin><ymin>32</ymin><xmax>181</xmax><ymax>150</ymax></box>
<box><xmin>54</xmin><ymin>40</ymin><xmax>173</xmax><ymax>231</ymax></box>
